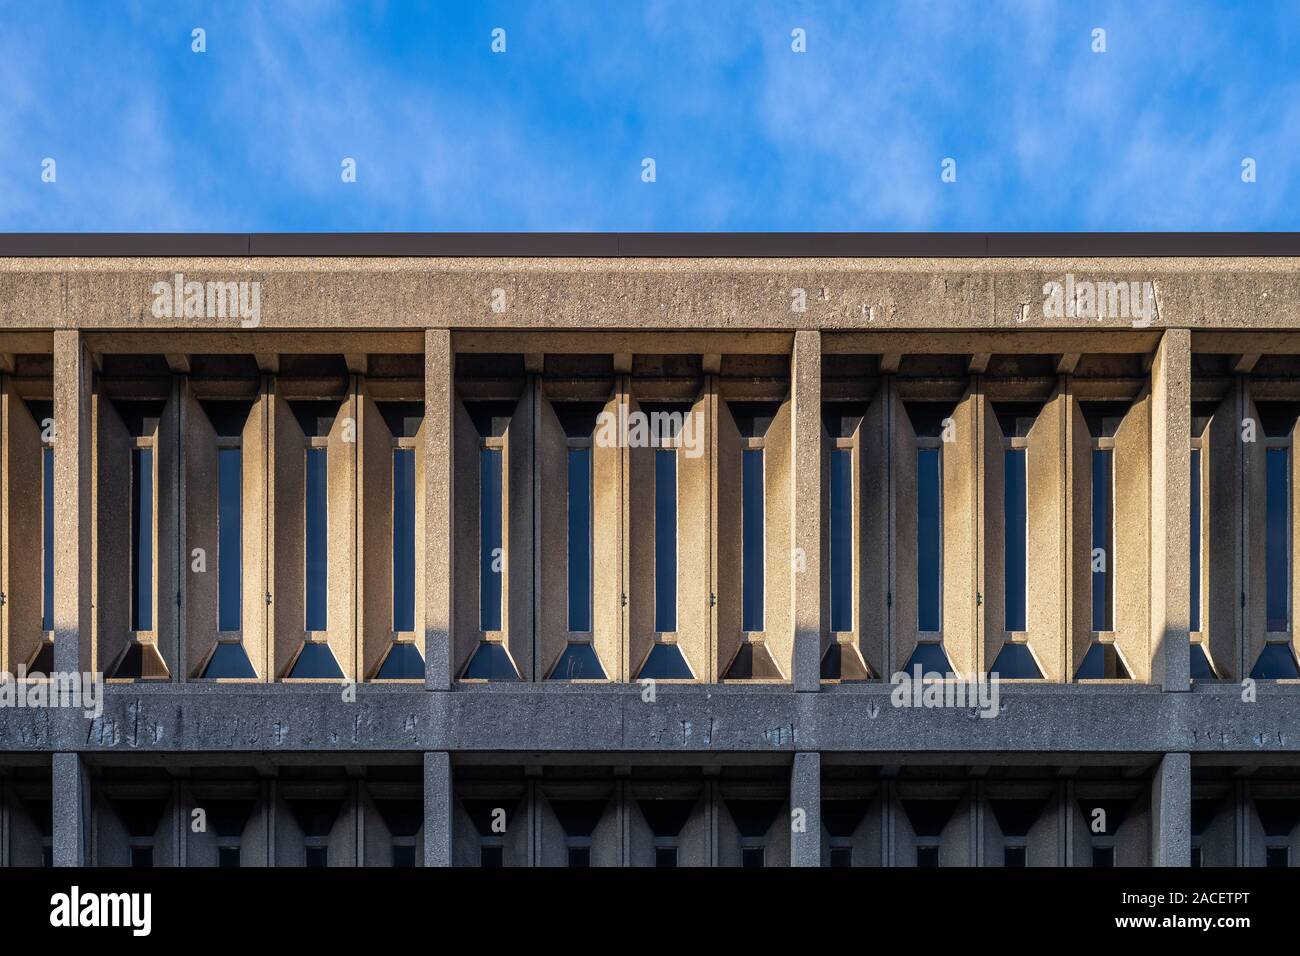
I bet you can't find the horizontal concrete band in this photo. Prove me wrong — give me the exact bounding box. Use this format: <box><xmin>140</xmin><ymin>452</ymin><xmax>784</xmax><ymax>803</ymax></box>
<box><xmin>0</xmin><ymin>685</ymin><xmax>1295</xmax><ymax>754</ymax></box>
<box><xmin>5</xmin><ymin>256</ymin><xmax>1300</xmax><ymax>333</ymax></box>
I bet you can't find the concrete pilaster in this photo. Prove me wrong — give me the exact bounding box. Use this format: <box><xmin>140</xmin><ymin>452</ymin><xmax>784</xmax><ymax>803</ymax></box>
<box><xmin>425</xmin><ymin>330</ymin><xmax>454</xmax><ymax>689</ymax></box>
<box><xmin>791</xmin><ymin>331</ymin><xmax>821</xmax><ymax>691</ymax></box>
<box><xmin>1151</xmin><ymin>751</ymin><xmax>1191</xmax><ymax>866</ymax></box>
<box><xmin>1151</xmin><ymin>328</ymin><xmax>1191</xmax><ymax>691</ymax></box>
<box><xmin>790</xmin><ymin>751</ymin><xmax>821</xmax><ymax>866</ymax></box>
<box><xmin>52</xmin><ymin>331</ymin><xmax>93</xmax><ymax>675</ymax></box>
<box><xmin>52</xmin><ymin>751</ymin><xmax>90</xmax><ymax>866</ymax></box>
<box><xmin>423</xmin><ymin>751</ymin><xmax>452</xmax><ymax>867</ymax></box>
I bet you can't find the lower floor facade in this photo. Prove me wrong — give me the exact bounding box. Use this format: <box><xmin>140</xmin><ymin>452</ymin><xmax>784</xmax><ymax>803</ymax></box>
<box><xmin>6</xmin><ymin>750</ymin><xmax>1300</xmax><ymax>867</ymax></box>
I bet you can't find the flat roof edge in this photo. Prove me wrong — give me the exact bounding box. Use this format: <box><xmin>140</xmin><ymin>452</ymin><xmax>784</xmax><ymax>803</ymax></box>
<box><xmin>0</xmin><ymin>232</ymin><xmax>1299</xmax><ymax>258</ymax></box>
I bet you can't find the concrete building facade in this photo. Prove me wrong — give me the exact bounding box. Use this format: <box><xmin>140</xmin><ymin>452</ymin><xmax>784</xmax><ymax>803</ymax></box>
<box><xmin>1</xmin><ymin>233</ymin><xmax>1300</xmax><ymax>867</ymax></box>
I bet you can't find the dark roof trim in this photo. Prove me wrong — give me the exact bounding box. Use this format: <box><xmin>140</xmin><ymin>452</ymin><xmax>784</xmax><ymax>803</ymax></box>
<box><xmin>1</xmin><ymin>232</ymin><xmax>1299</xmax><ymax>258</ymax></box>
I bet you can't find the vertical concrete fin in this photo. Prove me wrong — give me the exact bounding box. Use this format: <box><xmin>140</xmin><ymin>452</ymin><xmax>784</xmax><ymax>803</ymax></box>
<box><xmin>423</xmin><ymin>751</ymin><xmax>452</xmax><ymax>867</ymax></box>
<box><xmin>790</xmin><ymin>752</ymin><xmax>821</xmax><ymax>866</ymax></box>
<box><xmin>1151</xmin><ymin>752</ymin><xmax>1191</xmax><ymax>866</ymax></box>
<box><xmin>52</xmin><ymin>331</ymin><xmax>93</xmax><ymax>675</ymax></box>
<box><xmin>52</xmin><ymin>752</ymin><xmax>89</xmax><ymax>866</ymax></box>
<box><xmin>425</xmin><ymin>331</ymin><xmax>453</xmax><ymax>690</ymax></box>
<box><xmin>791</xmin><ymin>331</ymin><xmax>821</xmax><ymax>691</ymax></box>
<box><xmin>1152</xmin><ymin>329</ymin><xmax>1191</xmax><ymax>691</ymax></box>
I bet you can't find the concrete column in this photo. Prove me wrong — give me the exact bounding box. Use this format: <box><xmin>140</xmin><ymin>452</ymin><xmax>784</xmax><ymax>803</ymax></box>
<box><xmin>52</xmin><ymin>752</ymin><xmax>90</xmax><ymax>866</ymax></box>
<box><xmin>1151</xmin><ymin>329</ymin><xmax>1191</xmax><ymax>691</ymax></box>
<box><xmin>1151</xmin><ymin>752</ymin><xmax>1191</xmax><ymax>866</ymax></box>
<box><xmin>425</xmin><ymin>330</ymin><xmax>453</xmax><ymax>689</ymax></box>
<box><xmin>52</xmin><ymin>331</ymin><xmax>94</xmax><ymax>674</ymax></box>
<box><xmin>791</xmin><ymin>331</ymin><xmax>822</xmax><ymax>691</ymax></box>
<box><xmin>790</xmin><ymin>751</ymin><xmax>821</xmax><ymax>867</ymax></box>
<box><xmin>423</xmin><ymin>751</ymin><xmax>452</xmax><ymax>867</ymax></box>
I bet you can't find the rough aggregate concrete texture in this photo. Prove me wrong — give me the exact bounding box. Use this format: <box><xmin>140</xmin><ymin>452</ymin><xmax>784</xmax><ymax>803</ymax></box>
<box><xmin>3</xmin><ymin>684</ymin><xmax>1299</xmax><ymax>755</ymax></box>
<box><xmin>1</xmin><ymin>255</ymin><xmax>1300</xmax><ymax>331</ymax></box>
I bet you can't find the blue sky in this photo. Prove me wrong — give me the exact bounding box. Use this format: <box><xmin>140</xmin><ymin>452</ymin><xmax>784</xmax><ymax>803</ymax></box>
<box><xmin>1</xmin><ymin>0</ymin><xmax>1297</xmax><ymax>231</ymax></box>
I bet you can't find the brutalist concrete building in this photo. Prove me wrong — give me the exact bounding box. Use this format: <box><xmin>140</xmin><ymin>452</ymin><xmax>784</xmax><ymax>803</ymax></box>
<box><xmin>1</xmin><ymin>232</ymin><xmax>1299</xmax><ymax>867</ymax></box>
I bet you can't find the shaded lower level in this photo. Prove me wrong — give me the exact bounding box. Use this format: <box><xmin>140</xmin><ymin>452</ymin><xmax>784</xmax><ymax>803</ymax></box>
<box><xmin>8</xmin><ymin>752</ymin><xmax>1300</xmax><ymax>866</ymax></box>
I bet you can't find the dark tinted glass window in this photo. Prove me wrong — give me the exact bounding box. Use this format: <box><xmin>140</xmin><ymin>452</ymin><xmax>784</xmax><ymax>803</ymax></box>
<box><xmin>990</xmin><ymin>641</ymin><xmax>1043</xmax><ymax>679</ymax></box>
<box><xmin>42</xmin><ymin>447</ymin><xmax>54</xmax><ymax>632</ymax></box>
<box><xmin>904</xmin><ymin>641</ymin><xmax>954</xmax><ymax>676</ymax></box>
<box><xmin>305</xmin><ymin>448</ymin><xmax>328</xmax><ymax>631</ymax></box>
<box><xmin>1250</xmin><ymin>642</ymin><xmax>1300</xmax><ymax>679</ymax></box>
<box><xmin>1267</xmin><ymin>846</ymin><xmax>1290</xmax><ymax>868</ymax></box>
<box><xmin>917</xmin><ymin>448</ymin><xmax>942</xmax><ymax>632</ymax></box>
<box><xmin>741</xmin><ymin>846</ymin><xmax>765</xmax><ymax>868</ymax></box>
<box><xmin>567</xmin><ymin>846</ymin><xmax>591</xmax><ymax>868</ymax></box>
<box><xmin>203</xmin><ymin>641</ymin><xmax>257</xmax><ymax>679</ymax></box>
<box><xmin>1190</xmin><ymin>846</ymin><xmax>1202</xmax><ymax>868</ymax></box>
<box><xmin>830</xmin><ymin>449</ymin><xmax>853</xmax><ymax>632</ymax></box>
<box><xmin>218</xmin><ymin>448</ymin><xmax>242</xmax><ymax>631</ymax></box>
<box><xmin>637</xmin><ymin>642</ymin><xmax>693</xmax><ymax>679</ymax></box>
<box><xmin>287</xmin><ymin>641</ymin><xmax>343</xmax><ymax>679</ymax></box>
<box><xmin>130</xmin><ymin>846</ymin><xmax>153</xmax><ymax>868</ymax></box>
<box><xmin>829</xmin><ymin>846</ymin><xmax>853</xmax><ymax>868</ymax></box>
<box><xmin>1190</xmin><ymin>644</ymin><xmax>1215</xmax><ymax>679</ymax></box>
<box><xmin>392</xmin><ymin>844</ymin><xmax>416</xmax><ymax>867</ymax></box>
<box><xmin>655</xmin><ymin>450</ymin><xmax>677</xmax><ymax>632</ymax></box>
<box><xmin>1004</xmin><ymin>449</ymin><xmax>1027</xmax><ymax>631</ymax></box>
<box><xmin>742</xmin><ymin>449</ymin><xmax>765</xmax><ymax>632</ymax></box>
<box><xmin>1004</xmin><ymin>845</ymin><xmax>1026</xmax><ymax>867</ymax></box>
<box><xmin>376</xmin><ymin>641</ymin><xmax>424</xmax><ymax>680</ymax></box>
<box><xmin>567</xmin><ymin>448</ymin><xmax>592</xmax><ymax>632</ymax></box>
<box><xmin>916</xmin><ymin>845</ymin><xmax>940</xmax><ymax>868</ymax></box>
<box><xmin>479</xmin><ymin>448</ymin><xmax>503</xmax><ymax>631</ymax></box>
<box><xmin>1092</xmin><ymin>846</ymin><xmax>1114</xmax><ymax>868</ymax></box>
<box><xmin>218</xmin><ymin>846</ymin><xmax>240</xmax><ymax>868</ymax></box>
<box><xmin>480</xmin><ymin>845</ymin><xmax>504</xmax><ymax>868</ymax></box>
<box><xmin>392</xmin><ymin>449</ymin><xmax>416</xmax><ymax>631</ymax></box>
<box><xmin>305</xmin><ymin>846</ymin><xmax>328</xmax><ymax>867</ymax></box>
<box><xmin>548</xmin><ymin>641</ymin><xmax>606</xmax><ymax>680</ymax></box>
<box><xmin>655</xmin><ymin>846</ymin><xmax>678</xmax><ymax>868</ymax></box>
<box><xmin>1091</xmin><ymin>449</ymin><xmax>1113</xmax><ymax>631</ymax></box>
<box><xmin>1266</xmin><ymin>448</ymin><xmax>1289</xmax><ymax>632</ymax></box>
<box><xmin>131</xmin><ymin>449</ymin><xmax>153</xmax><ymax>631</ymax></box>
<box><xmin>1190</xmin><ymin>449</ymin><xmax>1201</xmax><ymax>632</ymax></box>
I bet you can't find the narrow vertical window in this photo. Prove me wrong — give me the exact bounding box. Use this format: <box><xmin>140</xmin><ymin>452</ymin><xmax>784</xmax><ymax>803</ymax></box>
<box><xmin>829</xmin><ymin>449</ymin><xmax>853</xmax><ymax>632</ymax></box>
<box><xmin>392</xmin><ymin>448</ymin><xmax>416</xmax><ymax>632</ymax></box>
<box><xmin>1190</xmin><ymin>448</ymin><xmax>1201</xmax><ymax>633</ymax></box>
<box><xmin>742</xmin><ymin>449</ymin><xmax>764</xmax><ymax>632</ymax></box>
<box><xmin>1004</xmin><ymin>449</ymin><xmax>1027</xmax><ymax>632</ymax></box>
<box><xmin>130</xmin><ymin>448</ymin><xmax>153</xmax><ymax>631</ymax></box>
<box><xmin>218</xmin><ymin>449</ymin><xmax>242</xmax><ymax>632</ymax></box>
<box><xmin>917</xmin><ymin>447</ymin><xmax>942</xmax><ymax>632</ymax></box>
<box><xmin>304</xmin><ymin>448</ymin><xmax>328</xmax><ymax>631</ymax></box>
<box><xmin>654</xmin><ymin>449</ymin><xmax>677</xmax><ymax>632</ymax></box>
<box><xmin>1266</xmin><ymin>447</ymin><xmax>1289</xmax><ymax>633</ymax></box>
<box><xmin>567</xmin><ymin>447</ymin><xmax>592</xmax><ymax>632</ymax></box>
<box><xmin>41</xmin><ymin>446</ymin><xmax>54</xmax><ymax>632</ymax></box>
<box><xmin>479</xmin><ymin>447</ymin><xmax>503</xmax><ymax>631</ymax></box>
<box><xmin>1091</xmin><ymin>449</ymin><xmax>1114</xmax><ymax>632</ymax></box>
